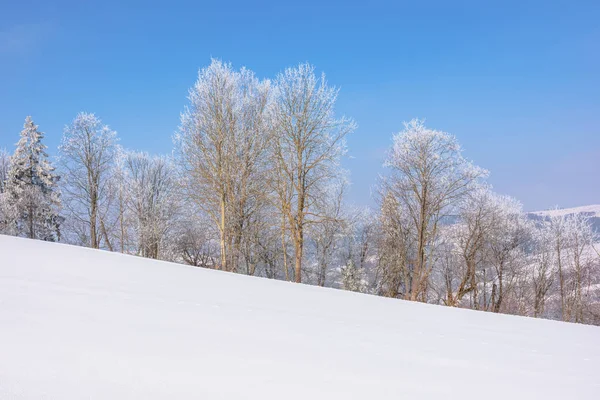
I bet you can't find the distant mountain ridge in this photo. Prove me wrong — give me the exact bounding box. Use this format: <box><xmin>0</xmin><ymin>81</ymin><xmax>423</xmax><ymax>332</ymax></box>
<box><xmin>527</xmin><ymin>204</ymin><xmax>600</xmax><ymax>233</ymax></box>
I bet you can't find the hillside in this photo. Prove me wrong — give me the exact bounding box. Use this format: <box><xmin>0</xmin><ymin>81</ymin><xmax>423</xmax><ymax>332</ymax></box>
<box><xmin>528</xmin><ymin>204</ymin><xmax>600</xmax><ymax>233</ymax></box>
<box><xmin>529</xmin><ymin>204</ymin><xmax>600</xmax><ymax>218</ymax></box>
<box><xmin>1</xmin><ymin>235</ymin><xmax>599</xmax><ymax>399</ymax></box>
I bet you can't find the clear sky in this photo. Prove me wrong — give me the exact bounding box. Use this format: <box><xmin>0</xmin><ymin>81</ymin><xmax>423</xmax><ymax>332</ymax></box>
<box><xmin>1</xmin><ymin>0</ymin><xmax>598</xmax><ymax>211</ymax></box>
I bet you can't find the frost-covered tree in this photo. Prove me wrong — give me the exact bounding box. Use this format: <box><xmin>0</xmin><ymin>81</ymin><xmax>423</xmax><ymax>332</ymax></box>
<box><xmin>486</xmin><ymin>195</ymin><xmax>530</xmax><ymax>313</ymax></box>
<box><xmin>536</xmin><ymin>212</ymin><xmax>599</xmax><ymax>323</ymax></box>
<box><xmin>530</xmin><ymin>224</ymin><xmax>555</xmax><ymax>318</ymax></box>
<box><xmin>108</xmin><ymin>148</ymin><xmax>135</xmax><ymax>253</ymax></box>
<box><xmin>341</xmin><ymin>259</ymin><xmax>366</xmax><ymax>293</ymax></box>
<box><xmin>423</xmin><ymin>187</ymin><xmax>528</xmax><ymax>311</ymax></box>
<box><xmin>440</xmin><ymin>187</ymin><xmax>528</xmax><ymax>309</ymax></box>
<box><xmin>306</xmin><ymin>180</ymin><xmax>347</xmax><ymax>286</ymax></box>
<box><xmin>172</xmin><ymin>210</ymin><xmax>219</xmax><ymax>268</ymax></box>
<box><xmin>0</xmin><ymin>148</ymin><xmax>10</xmax><ymax>193</ymax></box>
<box><xmin>176</xmin><ymin>59</ymin><xmax>272</xmax><ymax>272</ymax></box>
<box><xmin>383</xmin><ymin>119</ymin><xmax>486</xmax><ymax>301</ymax></box>
<box><xmin>560</xmin><ymin>213</ymin><xmax>597</xmax><ymax>323</ymax></box>
<box><xmin>273</xmin><ymin>63</ymin><xmax>355</xmax><ymax>283</ymax></box>
<box><xmin>123</xmin><ymin>151</ymin><xmax>179</xmax><ymax>259</ymax></box>
<box><xmin>0</xmin><ymin>148</ymin><xmax>14</xmax><ymax>234</ymax></box>
<box><xmin>59</xmin><ymin>113</ymin><xmax>118</xmax><ymax>248</ymax></box>
<box><xmin>251</xmin><ymin>208</ymin><xmax>283</xmax><ymax>279</ymax></box>
<box><xmin>375</xmin><ymin>188</ymin><xmax>416</xmax><ymax>298</ymax></box>
<box><xmin>442</xmin><ymin>186</ymin><xmax>499</xmax><ymax>308</ymax></box>
<box><xmin>340</xmin><ymin>207</ymin><xmax>376</xmax><ymax>287</ymax></box>
<box><xmin>2</xmin><ymin>117</ymin><xmax>62</xmax><ymax>241</ymax></box>
<box><xmin>547</xmin><ymin>212</ymin><xmax>569</xmax><ymax>319</ymax></box>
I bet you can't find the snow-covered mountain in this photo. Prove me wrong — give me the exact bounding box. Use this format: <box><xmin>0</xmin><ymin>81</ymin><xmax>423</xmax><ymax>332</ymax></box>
<box><xmin>528</xmin><ymin>204</ymin><xmax>600</xmax><ymax>232</ymax></box>
<box><xmin>529</xmin><ymin>204</ymin><xmax>600</xmax><ymax>218</ymax></box>
<box><xmin>1</xmin><ymin>235</ymin><xmax>599</xmax><ymax>399</ymax></box>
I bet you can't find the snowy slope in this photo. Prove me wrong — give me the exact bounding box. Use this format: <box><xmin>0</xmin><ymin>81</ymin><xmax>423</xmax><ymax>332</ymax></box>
<box><xmin>528</xmin><ymin>204</ymin><xmax>600</xmax><ymax>234</ymax></box>
<box><xmin>529</xmin><ymin>204</ymin><xmax>600</xmax><ymax>218</ymax></box>
<box><xmin>1</xmin><ymin>235</ymin><xmax>599</xmax><ymax>399</ymax></box>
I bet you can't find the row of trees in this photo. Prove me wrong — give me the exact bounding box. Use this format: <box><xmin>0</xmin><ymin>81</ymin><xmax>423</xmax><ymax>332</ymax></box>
<box><xmin>376</xmin><ymin>119</ymin><xmax>599</xmax><ymax>323</ymax></box>
<box><xmin>1</xmin><ymin>60</ymin><xmax>598</xmax><ymax>324</ymax></box>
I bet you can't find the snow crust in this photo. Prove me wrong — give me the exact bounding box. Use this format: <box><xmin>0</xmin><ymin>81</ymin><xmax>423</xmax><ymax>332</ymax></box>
<box><xmin>1</xmin><ymin>235</ymin><xmax>599</xmax><ymax>399</ymax></box>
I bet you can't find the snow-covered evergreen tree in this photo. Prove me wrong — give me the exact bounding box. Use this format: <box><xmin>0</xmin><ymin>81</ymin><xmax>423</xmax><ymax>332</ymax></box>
<box><xmin>341</xmin><ymin>259</ymin><xmax>366</xmax><ymax>293</ymax></box>
<box><xmin>3</xmin><ymin>117</ymin><xmax>62</xmax><ymax>241</ymax></box>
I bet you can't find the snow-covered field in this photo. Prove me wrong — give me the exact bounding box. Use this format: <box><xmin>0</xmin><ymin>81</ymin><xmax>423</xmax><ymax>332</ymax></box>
<box><xmin>1</xmin><ymin>235</ymin><xmax>599</xmax><ymax>399</ymax></box>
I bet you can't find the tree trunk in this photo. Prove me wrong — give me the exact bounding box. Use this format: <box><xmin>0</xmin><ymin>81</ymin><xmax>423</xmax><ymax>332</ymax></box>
<box><xmin>410</xmin><ymin>185</ymin><xmax>428</xmax><ymax>301</ymax></box>
<box><xmin>28</xmin><ymin>203</ymin><xmax>34</xmax><ymax>239</ymax></box>
<box><xmin>294</xmin><ymin>236</ymin><xmax>303</xmax><ymax>283</ymax></box>
<box><xmin>90</xmin><ymin>190</ymin><xmax>98</xmax><ymax>248</ymax></box>
<box><xmin>281</xmin><ymin>213</ymin><xmax>289</xmax><ymax>281</ymax></box>
<box><xmin>556</xmin><ymin>239</ymin><xmax>565</xmax><ymax>321</ymax></box>
<box><xmin>119</xmin><ymin>186</ymin><xmax>125</xmax><ymax>253</ymax></box>
<box><xmin>493</xmin><ymin>263</ymin><xmax>504</xmax><ymax>313</ymax></box>
<box><xmin>219</xmin><ymin>193</ymin><xmax>226</xmax><ymax>271</ymax></box>
<box><xmin>100</xmin><ymin>217</ymin><xmax>113</xmax><ymax>252</ymax></box>
<box><xmin>294</xmin><ymin>198</ymin><xmax>304</xmax><ymax>283</ymax></box>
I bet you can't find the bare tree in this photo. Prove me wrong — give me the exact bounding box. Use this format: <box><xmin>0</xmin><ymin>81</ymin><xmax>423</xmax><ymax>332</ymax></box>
<box><xmin>173</xmin><ymin>211</ymin><xmax>218</xmax><ymax>268</ymax></box>
<box><xmin>268</xmin><ymin>147</ymin><xmax>294</xmax><ymax>280</ymax></box>
<box><xmin>0</xmin><ymin>148</ymin><xmax>9</xmax><ymax>193</ymax></box>
<box><xmin>176</xmin><ymin>59</ymin><xmax>272</xmax><ymax>272</ymax></box>
<box><xmin>338</xmin><ymin>207</ymin><xmax>376</xmax><ymax>293</ymax></box>
<box><xmin>341</xmin><ymin>207</ymin><xmax>376</xmax><ymax>278</ymax></box>
<box><xmin>307</xmin><ymin>181</ymin><xmax>346</xmax><ymax>286</ymax></box>
<box><xmin>375</xmin><ymin>189</ymin><xmax>415</xmax><ymax>298</ymax></box>
<box><xmin>59</xmin><ymin>113</ymin><xmax>117</xmax><ymax>248</ymax></box>
<box><xmin>249</xmin><ymin>206</ymin><xmax>281</xmax><ymax>279</ymax></box>
<box><xmin>0</xmin><ymin>149</ymin><xmax>14</xmax><ymax>234</ymax></box>
<box><xmin>487</xmin><ymin>197</ymin><xmax>529</xmax><ymax>313</ymax></box>
<box><xmin>545</xmin><ymin>212</ymin><xmax>597</xmax><ymax>322</ymax></box>
<box><xmin>272</xmin><ymin>63</ymin><xmax>355</xmax><ymax>283</ymax></box>
<box><xmin>109</xmin><ymin>148</ymin><xmax>135</xmax><ymax>254</ymax></box>
<box><xmin>530</xmin><ymin>225</ymin><xmax>555</xmax><ymax>318</ymax></box>
<box><xmin>563</xmin><ymin>214</ymin><xmax>596</xmax><ymax>322</ymax></box>
<box><xmin>444</xmin><ymin>187</ymin><xmax>497</xmax><ymax>308</ymax></box>
<box><xmin>383</xmin><ymin>119</ymin><xmax>486</xmax><ymax>301</ymax></box>
<box><xmin>548</xmin><ymin>213</ymin><xmax>569</xmax><ymax>320</ymax></box>
<box><xmin>123</xmin><ymin>151</ymin><xmax>179</xmax><ymax>259</ymax></box>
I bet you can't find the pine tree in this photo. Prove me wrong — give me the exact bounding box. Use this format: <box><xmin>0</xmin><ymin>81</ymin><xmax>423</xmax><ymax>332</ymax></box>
<box><xmin>341</xmin><ymin>259</ymin><xmax>366</xmax><ymax>293</ymax></box>
<box><xmin>4</xmin><ymin>117</ymin><xmax>62</xmax><ymax>241</ymax></box>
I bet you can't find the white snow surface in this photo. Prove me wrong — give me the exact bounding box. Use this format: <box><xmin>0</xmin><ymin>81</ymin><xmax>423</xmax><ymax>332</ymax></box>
<box><xmin>1</xmin><ymin>235</ymin><xmax>599</xmax><ymax>399</ymax></box>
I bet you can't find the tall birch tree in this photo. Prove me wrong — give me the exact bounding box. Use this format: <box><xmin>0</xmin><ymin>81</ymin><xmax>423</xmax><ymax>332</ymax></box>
<box><xmin>59</xmin><ymin>112</ymin><xmax>117</xmax><ymax>248</ymax></box>
<box><xmin>272</xmin><ymin>63</ymin><xmax>355</xmax><ymax>283</ymax></box>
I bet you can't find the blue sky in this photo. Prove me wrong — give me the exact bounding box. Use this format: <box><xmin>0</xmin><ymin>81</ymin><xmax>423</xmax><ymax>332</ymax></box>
<box><xmin>1</xmin><ymin>0</ymin><xmax>598</xmax><ymax>211</ymax></box>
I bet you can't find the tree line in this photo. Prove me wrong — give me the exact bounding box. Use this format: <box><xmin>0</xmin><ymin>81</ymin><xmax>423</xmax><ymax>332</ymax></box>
<box><xmin>1</xmin><ymin>59</ymin><xmax>599</xmax><ymax>325</ymax></box>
